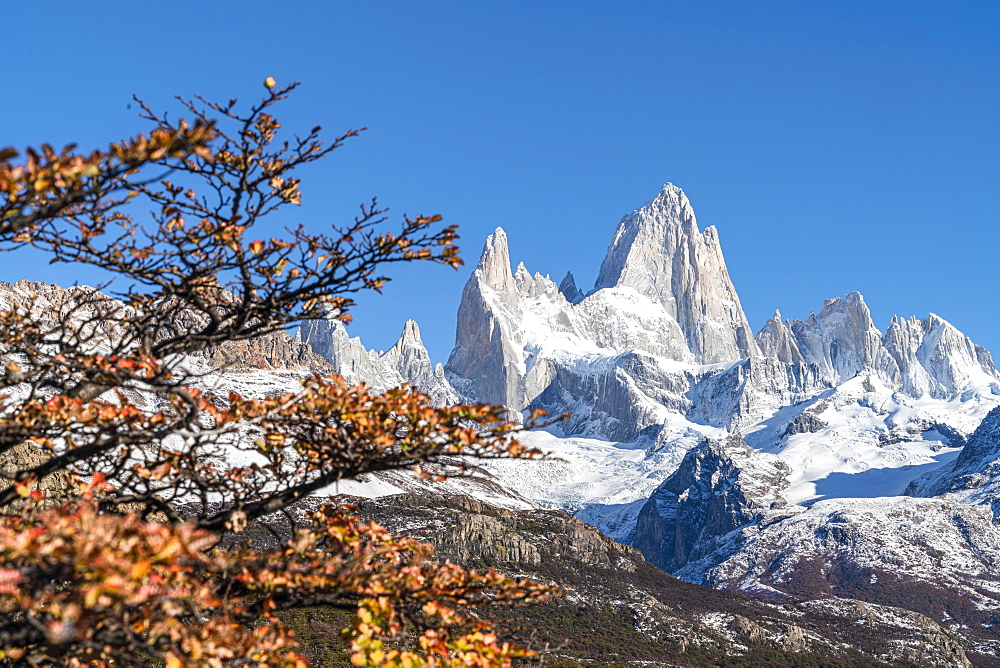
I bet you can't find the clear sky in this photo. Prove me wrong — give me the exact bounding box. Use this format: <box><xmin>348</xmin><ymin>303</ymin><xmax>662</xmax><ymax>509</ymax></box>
<box><xmin>3</xmin><ymin>2</ymin><xmax>998</xmax><ymax>362</ymax></box>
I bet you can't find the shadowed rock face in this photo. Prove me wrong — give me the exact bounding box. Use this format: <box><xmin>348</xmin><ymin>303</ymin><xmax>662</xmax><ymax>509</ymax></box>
<box><xmin>557</xmin><ymin>271</ymin><xmax>584</xmax><ymax>304</ymax></box>
<box><xmin>633</xmin><ymin>436</ymin><xmax>793</xmax><ymax>575</ymax></box>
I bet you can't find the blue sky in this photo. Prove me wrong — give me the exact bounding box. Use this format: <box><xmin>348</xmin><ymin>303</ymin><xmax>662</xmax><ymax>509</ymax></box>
<box><xmin>4</xmin><ymin>2</ymin><xmax>998</xmax><ymax>362</ymax></box>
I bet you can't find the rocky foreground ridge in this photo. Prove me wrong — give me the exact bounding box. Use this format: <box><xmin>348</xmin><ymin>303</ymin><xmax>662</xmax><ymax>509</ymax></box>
<box><xmin>347</xmin><ymin>493</ymin><xmax>972</xmax><ymax>667</ymax></box>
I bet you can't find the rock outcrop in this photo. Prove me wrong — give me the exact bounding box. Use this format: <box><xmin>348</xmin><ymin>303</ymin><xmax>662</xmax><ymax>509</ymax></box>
<box><xmin>0</xmin><ymin>279</ymin><xmax>331</xmax><ymax>374</ymax></box>
<box><xmin>353</xmin><ymin>492</ymin><xmax>973</xmax><ymax>667</ymax></box>
<box><xmin>755</xmin><ymin>310</ymin><xmax>805</xmax><ymax>365</ymax></box>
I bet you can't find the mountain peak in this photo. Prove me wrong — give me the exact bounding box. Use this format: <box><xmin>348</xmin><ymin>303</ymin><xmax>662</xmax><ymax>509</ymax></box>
<box><xmin>816</xmin><ymin>291</ymin><xmax>870</xmax><ymax>320</ymax></box>
<box><xmin>475</xmin><ymin>227</ymin><xmax>513</xmax><ymax>290</ymax></box>
<box><xmin>756</xmin><ymin>309</ymin><xmax>804</xmax><ymax>365</ymax></box>
<box><xmin>592</xmin><ymin>184</ymin><xmax>758</xmax><ymax>363</ymax></box>
<box><xmin>647</xmin><ymin>182</ymin><xmax>689</xmax><ymax>208</ymax></box>
<box><xmin>558</xmin><ymin>271</ymin><xmax>584</xmax><ymax>304</ymax></box>
<box><xmin>399</xmin><ymin>319</ymin><xmax>421</xmax><ymax>342</ymax></box>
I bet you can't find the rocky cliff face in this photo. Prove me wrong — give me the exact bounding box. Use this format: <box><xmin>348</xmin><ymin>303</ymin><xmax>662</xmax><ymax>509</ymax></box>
<box><xmin>883</xmin><ymin>313</ymin><xmax>999</xmax><ymax>400</ymax></box>
<box><xmin>756</xmin><ymin>310</ymin><xmax>806</xmax><ymax>365</ymax></box>
<box><xmin>193</xmin><ymin>330</ymin><xmax>332</xmax><ymax>373</ymax></box>
<box><xmin>444</xmin><ymin>228</ymin><xmax>529</xmax><ymax>409</ymax></box>
<box><xmin>0</xmin><ymin>279</ymin><xmax>332</xmax><ymax>374</ymax></box>
<box><xmin>787</xmin><ymin>292</ymin><xmax>892</xmax><ymax>383</ymax></box>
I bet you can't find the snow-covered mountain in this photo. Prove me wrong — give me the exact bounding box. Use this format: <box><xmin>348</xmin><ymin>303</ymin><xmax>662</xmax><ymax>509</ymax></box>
<box><xmin>633</xmin><ymin>433</ymin><xmax>1000</xmax><ymax>599</ymax></box>
<box><xmin>441</xmin><ymin>185</ymin><xmax>997</xmax><ymax>441</ymax></box>
<box><xmin>303</xmin><ymin>183</ymin><xmax>1000</xmax><ymax>642</ymax></box>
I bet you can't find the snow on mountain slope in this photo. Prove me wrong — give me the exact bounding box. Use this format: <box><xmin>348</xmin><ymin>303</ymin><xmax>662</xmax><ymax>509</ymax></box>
<box><xmin>707</xmin><ymin>495</ymin><xmax>1000</xmax><ymax>616</ymax></box>
<box><xmin>743</xmin><ymin>374</ymin><xmax>997</xmax><ymax>506</ymax></box>
<box><xmin>907</xmin><ymin>405</ymin><xmax>1000</xmax><ymax>513</ymax></box>
<box><xmin>477</xmin><ymin>421</ymin><xmax>723</xmax><ymax>543</ymax></box>
<box><xmin>0</xmin><ymin>280</ymin><xmax>530</xmax><ymax>511</ymax></box>
<box><xmin>630</xmin><ymin>430</ymin><xmax>1000</xmax><ymax>638</ymax></box>
<box><xmin>308</xmin><ymin>183</ymin><xmax>1000</xmax><ymax>541</ymax></box>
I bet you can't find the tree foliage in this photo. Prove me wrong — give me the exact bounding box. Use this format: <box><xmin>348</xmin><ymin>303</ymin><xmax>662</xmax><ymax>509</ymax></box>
<box><xmin>0</xmin><ymin>81</ymin><xmax>556</xmax><ymax>666</ymax></box>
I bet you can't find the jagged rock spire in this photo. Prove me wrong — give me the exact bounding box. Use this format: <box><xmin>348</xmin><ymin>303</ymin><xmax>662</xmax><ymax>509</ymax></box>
<box><xmin>593</xmin><ymin>184</ymin><xmax>760</xmax><ymax>363</ymax></box>
<box><xmin>476</xmin><ymin>227</ymin><xmax>515</xmax><ymax>294</ymax></box>
<box><xmin>446</xmin><ymin>226</ymin><xmax>525</xmax><ymax>409</ymax></box>
<box><xmin>763</xmin><ymin>292</ymin><xmax>1000</xmax><ymax>398</ymax></box>
<box><xmin>790</xmin><ymin>292</ymin><xmax>889</xmax><ymax>382</ymax></box>
<box><xmin>883</xmin><ymin>310</ymin><xmax>999</xmax><ymax>399</ymax></box>
<box><xmin>558</xmin><ymin>271</ymin><xmax>584</xmax><ymax>303</ymax></box>
<box><xmin>756</xmin><ymin>310</ymin><xmax>805</xmax><ymax>365</ymax></box>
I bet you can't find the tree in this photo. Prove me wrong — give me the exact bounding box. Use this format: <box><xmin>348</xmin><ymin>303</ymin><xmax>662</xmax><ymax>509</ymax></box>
<box><xmin>0</xmin><ymin>80</ymin><xmax>556</xmax><ymax>666</ymax></box>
